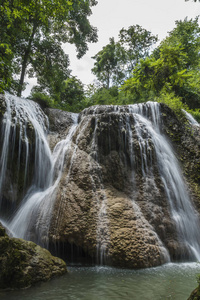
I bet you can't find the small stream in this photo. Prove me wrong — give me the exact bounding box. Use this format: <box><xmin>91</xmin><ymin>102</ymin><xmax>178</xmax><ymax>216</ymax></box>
<box><xmin>1</xmin><ymin>263</ymin><xmax>199</xmax><ymax>300</ymax></box>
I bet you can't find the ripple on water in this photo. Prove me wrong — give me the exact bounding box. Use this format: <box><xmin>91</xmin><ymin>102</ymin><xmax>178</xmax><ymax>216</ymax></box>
<box><xmin>1</xmin><ymin>262</ymin><xmax>200</xmax><ymax>300</ymax></box>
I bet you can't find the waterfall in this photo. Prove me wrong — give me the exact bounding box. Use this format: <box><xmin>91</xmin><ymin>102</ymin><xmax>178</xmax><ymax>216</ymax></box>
<box><xmin>1</xmin><ymin>94</ymin><xmax>200</xmax><ymax>265</ymax></box>
<box><xmin>0</xmin><ymin>93</ymin><xmax>78</xmax><ymax>248</ymax></box>
<box><xmin>0</xmin><ymin>93</ymin><xmax>52</xmax><ymax>212</ymax></box>
<box><xmin>81</xmin><ymin>102</ymin><xmax>200</xmax><ymax>263</ymax></box>
<box><xmin>8</xmin><ymin>117</ymin><xmax>78</xmax><ymax>247</ymax></box>
<box><xmin>90</xmin><ymin>114</ymin><xmax>110</xmax><ymax>264</ymax></box>
<box><xmin>182</xmin><ymin>109</ymin><xmax>200</xmax><ymax>127</ymax></box>
<box><xmin>129</xmin><ymin>102</ymin><xmax>200</xmax><ymax>261</ymax></box>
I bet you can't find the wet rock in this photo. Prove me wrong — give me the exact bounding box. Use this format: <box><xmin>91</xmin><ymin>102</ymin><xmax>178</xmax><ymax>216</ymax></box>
<box><xmin>160</xmin><ymin>103</ymin><xmax>200</xmax><ymax>210</ymax></box>
<box><xmin>188</xmin><ymin>284</ymin><xmax>200</xmax><ymax>300</ymax></box>
<box><xmin>44</xmin><ymin>108</ymin><xmax>78</xmax><ymax>150</ymax></box>
<box><xmin>0</xmin><ymin>223</ymin><xmax>67</xmax><ymax>290</ymax></box>
<box><xmin>47</xmin><ymin>103</ymin><xmax>200</xmax><ymax>267</ymax></box>
<box><xmin>48</xmin><ymin>105</ymin><xmax>175</xmax><ymax>267</ymax></box>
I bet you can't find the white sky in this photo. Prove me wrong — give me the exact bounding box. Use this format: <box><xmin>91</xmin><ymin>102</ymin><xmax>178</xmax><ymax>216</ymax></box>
<box><xmin>24</xmin><ymin>0</ymin><xmax>200</xmax><ymax>96</ymax></box>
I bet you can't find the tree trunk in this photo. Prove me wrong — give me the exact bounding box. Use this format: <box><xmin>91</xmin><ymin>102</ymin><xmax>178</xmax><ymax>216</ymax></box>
<box><xmin>106</xmin><ymin>71</ymin><xmax>110</xmax><ymax>89</ymax></box>
<box><xmin>17</xmin><ymin>24</ymin><xmax>37</xmax><ymax>97</ymax></box>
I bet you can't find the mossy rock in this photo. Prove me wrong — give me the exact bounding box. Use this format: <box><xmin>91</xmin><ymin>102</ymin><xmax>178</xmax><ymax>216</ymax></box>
<box><xmin>0</xmin><ymin>223</ymin><xmax>67</xmax><ymax>290</ymax></box>
<box><xmin>188</xmin><ymin>286</ymin><xmax>200</xmax><ymax>300</ymax></box>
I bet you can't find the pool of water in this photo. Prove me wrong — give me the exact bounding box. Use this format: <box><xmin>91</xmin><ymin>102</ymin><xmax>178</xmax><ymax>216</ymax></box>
<box><xmin>1</xmin><ymin>263</ymin><xmax>199</xmax><ymax>300</ymax></box>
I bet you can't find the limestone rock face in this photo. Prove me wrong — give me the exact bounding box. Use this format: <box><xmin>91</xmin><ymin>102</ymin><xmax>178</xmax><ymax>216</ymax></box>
<box><xmin>0</xmin><ymin>223</ymin><xmax>67</xmax><ymax>290</ymax></box>
<box><xmin>45</xmin><ymin>108</ymin><xmax>78</xmax><ymax>150</ymax></box>
<box><xmin>47</xmin><ymin>104</ymin><xmax>198</xmax><ymax>268</ymax></box>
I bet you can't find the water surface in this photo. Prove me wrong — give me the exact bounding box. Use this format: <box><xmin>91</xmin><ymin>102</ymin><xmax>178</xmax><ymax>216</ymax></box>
<box><xmin>1</xmin><ymin>263</ymin><xmax>199</xmax><ymax>300</ymax></box>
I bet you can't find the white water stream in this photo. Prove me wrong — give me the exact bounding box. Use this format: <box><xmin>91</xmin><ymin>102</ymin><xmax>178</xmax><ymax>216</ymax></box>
<box><xmin>0</xmin><ymin>95</ymin><xmax>200</xmax><ymax>263</ymax></box>
<box><xmin>9</xmin><ymin>116</ymin><xmax>78</xmax><ymax>246</ymax></box>
<box><xmin>0</xmin><ymin>94</ymin><xmax>78</xmax><ymax>247</ymax></box>
<box><xmin>182</xmin><ymin>109</ymin><xmax>200</xmax><ymax>126</ymax></box>
<box><xmin>129</xmin><ymin>102</ymin><xmax>200</xmax><ymax>261</ymax></box>
<box><xmin>0</xmin><ymin>93</ymin><xmax>52</xmax><ymax>207</ymax></box>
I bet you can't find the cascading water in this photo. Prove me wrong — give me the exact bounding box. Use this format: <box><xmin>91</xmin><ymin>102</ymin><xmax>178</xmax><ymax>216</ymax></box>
<box><xmin>0</xmin><ymin>93</ymin><xmax>78</xmax><ymax>248</ymax></box>
<box><xmin>182</xmin><ymin>109</ymin><xmax>200</xmax><ymax>127</ymax></box>
<box><xmin>1</xmin><ymin>93</ymin><xmax>200</xmax><ymax>265</ymax></box>
<box><xmin>0</xmin><ymin>93</ymin><xmax>52</xmax><ymax>213</ymax></box>
<box><xmin>8</xmin><ymin>116</ymin><xmax>78</xmax><ymax>247</ymax></box>
<box><xmin>129</xmin><ymin>102</ymin><xmax>200</xmax><ymax>261</ymax></box>
<box><xmin>90</xmin><ymin>113</ymin><xmax>110</xmax><ymax>264</ymax></box>
<box><xmin>84</xmin><ymin>102</ymin><xmax>200</xmax><ymax>262</ymax></box>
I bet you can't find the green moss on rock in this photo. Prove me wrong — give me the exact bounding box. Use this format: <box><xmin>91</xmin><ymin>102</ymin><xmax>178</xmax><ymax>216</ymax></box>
<box><xmin>0</xmin><ymin>223</ymin><xmax>67</xmax><ymax>290</ymax></box>
<box><xmin>188</xmin><ymin>286</ymin><xmax>200</xmax><ymax>300</ymax></box>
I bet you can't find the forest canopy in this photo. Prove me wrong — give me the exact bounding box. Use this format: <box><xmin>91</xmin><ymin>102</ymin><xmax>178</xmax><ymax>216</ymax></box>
<box><xmin>1</xmin><ymin>1</ymin><xmax>200</xmax><ymax>120</ymax></box>
<box><xmin>89</xmin><ymin>18</ymin><xmax>200</xmax><ymax>120</ymax></box>
<box><xmin>0</xmin><ymin>0</ymin><xmax>98</xmax><ymax>97</ymax></box>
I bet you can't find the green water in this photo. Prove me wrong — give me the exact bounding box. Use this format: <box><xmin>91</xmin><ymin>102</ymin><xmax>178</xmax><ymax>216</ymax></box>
<box><xmin>1</xmin><ymin>263</ymin><xmax>199</xmax><ymax>300</ymax></box>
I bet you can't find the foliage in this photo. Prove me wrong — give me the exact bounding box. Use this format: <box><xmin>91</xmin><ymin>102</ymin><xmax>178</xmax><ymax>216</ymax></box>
<box><xmin>121</xmin><ymin>18</ymin><xmax>200</xmax><ymax>111</ymax></box>
<box><xmin>30</xmin><ymin>76</ymin><xmax>86</xmax><ymax>112</ymax></box>
<box><xmin>2</xmin><ymin>1</ymin><xmax>199</xmax><ymax>122</ymax></box>
<box><xmin>159</xmin><ymin>17</ymin><xmax>200</xmax><ymax>69</ymax></box>
<box><xmin>0</xmin><ymin>0</ymin><xmax>98</xmax><ymax>96</ymax></box>
<box><xmin>59</xmin><ymin>76</ymin><xmax>85</xmax><ymax>112</ymax></box>
<box><xmin>92</xmin><ymin>38</ymin><xmax>126</xmax><ymax>88</ymax></box>
<box><xmin>185</xmin><ymin>0</ymin><xmax>200</xmax><ymax>2</ymax></box>
<box><xmin>29</xmin><ymin>92</ymin><xmax>55</xmax><ymax>109</ymax></box>
<box><xmin>121</xmin><ymin>44</ymin><xmax>190</xmax><ymax>97</ymax></box>
<box><xmin>155</xmin><ymin>90</ymin><xmax>189</xmax><ymax>119</ymax></box>
<box><xmin>91</xmin><ymin>25</ymin><xmax>157</xmax><ymax>88</ymax></box>
<box><xmin>28</xmin><ymin>38</ymin><xmax>71</xmax><ymax>101</ymax></box>
<box><xmin>89</xmin><ymin>86</ymin><xmax>119</xmax><ymax>105</ymax></box>
<box><xmin>84</xmin><ymin>84</ymin><xmax>140</xmax><ymax>107</ymax></box>
<box><xmin>188</xmin><ymin>109</ymin><xmax>200</xmax><ymax>123</ymax></box>
<box><xmin>0</xmin><ymin>44</ymin><xmax>13</xmax><ymax>93</ymax></box>
<box><xmin>119</xmin><ymin>24</ymin><xmax>158</xmax><ymax>77</ymax></box>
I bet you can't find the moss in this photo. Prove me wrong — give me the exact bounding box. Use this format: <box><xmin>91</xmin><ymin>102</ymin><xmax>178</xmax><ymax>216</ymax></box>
<box><xmin>0</xmin><ymin>224</ymin><xmax>67</xmax><ymax>290</ymax></box>
<box><xmin>188</xmin><ymin>286</ymin><xmax>200</xmax><ymax>300</ymax></box>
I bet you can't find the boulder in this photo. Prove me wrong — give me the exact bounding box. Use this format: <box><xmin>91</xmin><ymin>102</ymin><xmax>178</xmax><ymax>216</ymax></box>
<box><xmin>47</xmin><ymin>104</ymin><xmax>200</xmax><ymax>267</ymax></box>
<box><xmin>0</xmin><ymin>223</ymin><xmax>67</xmax><ymax>290</ymax></box>
<box><xmin>188</xmin><ymin>284</ymin><xmax>200</xmax><ymax>300</ymax></box>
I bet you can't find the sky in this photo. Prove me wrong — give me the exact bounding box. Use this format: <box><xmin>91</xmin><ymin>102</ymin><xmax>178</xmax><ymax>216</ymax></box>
<box><xmin>24</xmin><ymin>0</ymin><xmax>200</xmax><ymax>96</ymax></box>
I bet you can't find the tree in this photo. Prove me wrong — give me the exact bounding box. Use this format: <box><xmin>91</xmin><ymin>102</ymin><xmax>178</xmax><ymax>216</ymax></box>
<box><xmin>118</xmin><ymin>24</ymin><xmax>158</xmax><ymax>77</ymax></box>
<box><xmin>92</xmin><ymin>37</ymin><xmax>126</xmax><ymax>88</ymax></box>
<box><xmin>28</xmin><ymin>38</ymin><xmax>71</xmax><ymax>101</ymax></box>
<box><xmin>121</xmin><ymin>43</ymin><xmax>191</xmax><ymax>101</ymax></box>
<box><xmin>159</xmin><ymin>17</ymin><xmax>200</xmax><ymax>69</ymax></box>
<box><xmin>121</xmin><ymin>18</ymin><xmax>200</xmax><ymax>109</ymax></box>
<box><xmin>91</xmin><ymin>25</ymin><xmax>158</xmax><ymax>88</ymax></box>
<box><xmin>59</xmin><ymin>76</ymin><xmax>85</xmax><ymax>111</ymax></box>
<box><xmin>0</xmin><ymin>44</ymin><xmax>13</xmax><ymax>93</ymax></box>
<box><xmin>0</xmin><ymin>0</ymin><xmax>98</xmax><ymax>96</ymax></box>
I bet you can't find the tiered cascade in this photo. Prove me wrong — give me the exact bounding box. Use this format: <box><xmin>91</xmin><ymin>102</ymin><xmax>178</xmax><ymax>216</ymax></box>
<box><xmin>0</xmin><ymin>93</ymin><xmax>200</xmax><ymax>267</ymax></box>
